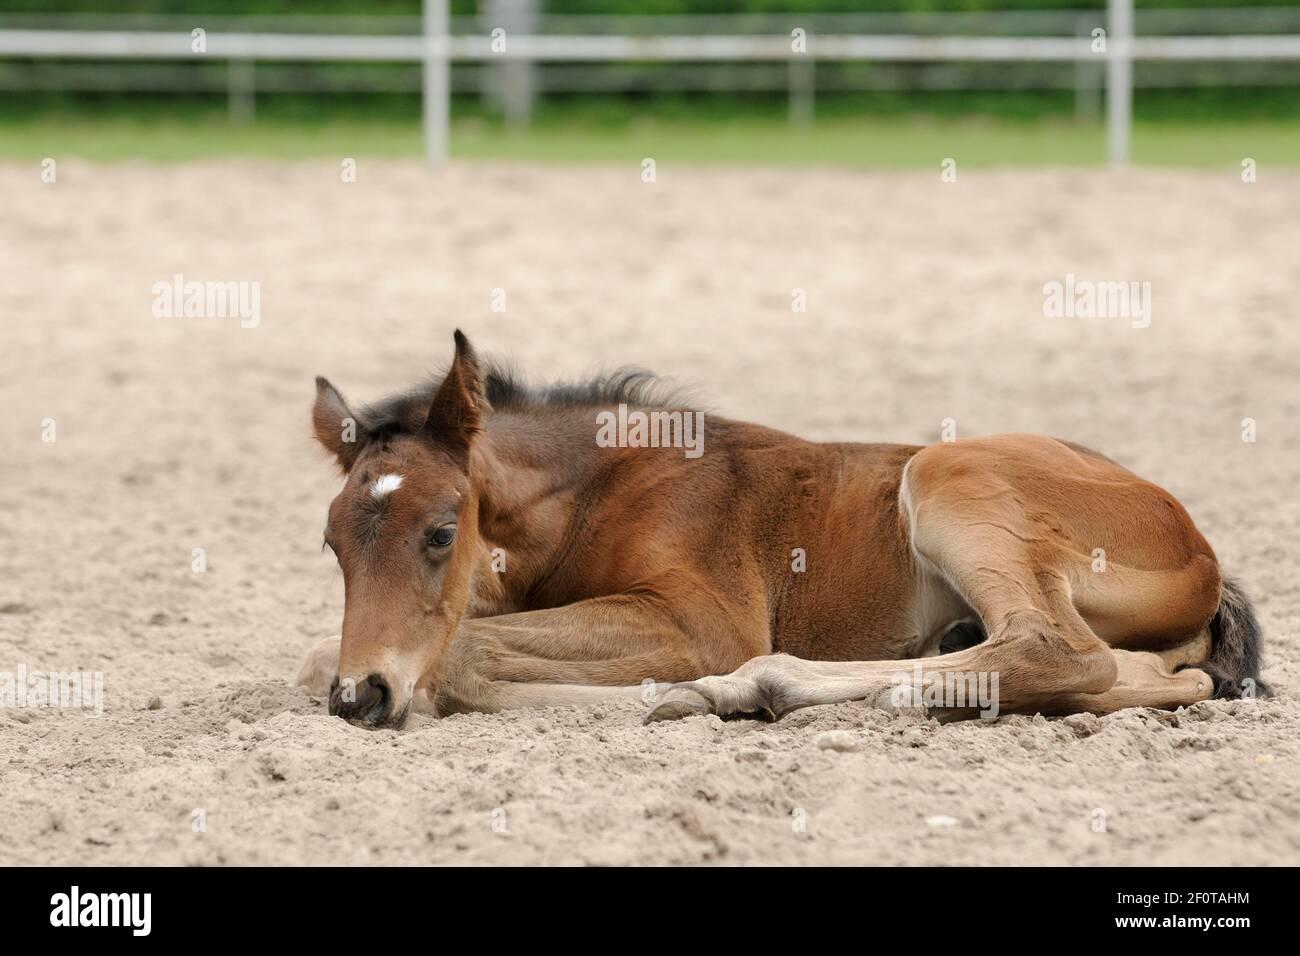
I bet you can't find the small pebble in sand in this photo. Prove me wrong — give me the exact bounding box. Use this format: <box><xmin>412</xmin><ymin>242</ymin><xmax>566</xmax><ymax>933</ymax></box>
<box><xmin>926</xmin><ymin>815</ymin><xmax>959</xmax><ymax>828</ymax></box>
<box><xmin>1255</xmin><ymin>754</ymin><xmax>1276</xmax><ymax>766</ymax></box>
<box><xmin>815</xmin><ymin>730</ymin><xmax>860</xmax><ymax>752</ymax></box>
<box><xmin>146</xmin><ymin>696</ymin><xmax>162</xmax><ymax>710</ymax></box>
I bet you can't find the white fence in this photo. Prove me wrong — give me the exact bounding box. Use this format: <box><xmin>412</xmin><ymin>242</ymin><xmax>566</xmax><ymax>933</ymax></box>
<box><xmin>3</xmin><ymin>0</ymin><xmax>1300</xmax><ymax>165</ymax></box>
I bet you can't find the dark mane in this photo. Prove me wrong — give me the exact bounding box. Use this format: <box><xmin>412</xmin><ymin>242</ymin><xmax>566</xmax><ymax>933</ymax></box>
<box><xmin>358</xmin><ymin>358</ymin><xmax>696</xmax><ymax>438</ymax></box>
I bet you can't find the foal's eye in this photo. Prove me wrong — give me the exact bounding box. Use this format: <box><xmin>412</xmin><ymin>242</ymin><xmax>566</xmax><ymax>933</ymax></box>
<box><xmin>427</xmin><ymin>525</ymin><xmax>457</xmax><ymax>549</ymax></box>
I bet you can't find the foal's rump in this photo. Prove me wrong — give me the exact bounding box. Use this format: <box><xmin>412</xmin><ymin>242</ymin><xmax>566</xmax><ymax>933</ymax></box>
<box><xmin>1045</xmin><ymin>448</ymin><xmax>1267</xmax><ymax>696</ymax></box>
<box><xmin>903</xmin><ymin>434</ymin><xmax>1267</xmax><ymax>703</ymax></box>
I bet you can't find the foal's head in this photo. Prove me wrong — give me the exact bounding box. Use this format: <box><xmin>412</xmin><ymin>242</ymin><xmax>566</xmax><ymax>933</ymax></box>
<box><xmin>312</xmin><ymin>331</ymin><xmax>488</xmax><ymax>727</ymax></box>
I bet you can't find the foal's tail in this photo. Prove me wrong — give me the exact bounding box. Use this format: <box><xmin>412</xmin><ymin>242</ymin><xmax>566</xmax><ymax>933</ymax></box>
<box><xmin>1195</xmin><ymin>576</ymin><xmax>1269</xmax><ymax>699</ymax></box>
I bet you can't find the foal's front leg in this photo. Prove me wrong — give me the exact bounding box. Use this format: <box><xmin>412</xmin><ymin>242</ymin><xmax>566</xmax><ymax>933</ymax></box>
<box><xmin>432</xmin><ymin>591</ymin><xmax>767</xmax><ymax>715</ymax></box>
<box><xmin>299</xmin><ymin>587</ymin><xmax>769</xmax><ymax>717</ymax></box>
<box><xmin>296</xmin><ymin>637</ymin><xmax>341</xmax><ymax>697</ymax></box>
<box><xmin>297</xmin><ymin>638</ymin><xmax>443</xmax><ymax>714</ymax></box>
<box><xmin>293</xmin><ymin>623</ymin><xmax>681</xmax><ymax>715</ymax></box>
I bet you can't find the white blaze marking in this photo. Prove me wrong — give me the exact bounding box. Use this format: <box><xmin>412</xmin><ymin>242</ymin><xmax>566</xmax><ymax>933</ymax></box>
<box><xmin>370</xmin><ymin>473</ymin><xmax>404</xmax><ymax>499</ymax></box>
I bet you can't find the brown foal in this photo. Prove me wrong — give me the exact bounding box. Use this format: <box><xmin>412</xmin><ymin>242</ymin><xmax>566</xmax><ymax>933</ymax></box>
<box><xmin>298</xmin><ymin>332</ymin><xmax>1265</xmax><ymax>728</ymax></box>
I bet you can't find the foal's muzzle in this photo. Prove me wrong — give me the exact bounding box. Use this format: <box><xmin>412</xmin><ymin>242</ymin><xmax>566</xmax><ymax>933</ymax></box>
<box><xmin>329</xmin><ymin>673</ymin><xmax>394</xmax><ymax>726</ymax></box>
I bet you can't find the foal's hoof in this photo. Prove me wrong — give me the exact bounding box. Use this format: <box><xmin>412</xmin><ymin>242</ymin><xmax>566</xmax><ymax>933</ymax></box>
<box><xmin>644</xmin><ymin>687</ymin><xmax>712</xmax><ymax>723</ymax></box>
<box><xmin>296</xmin><ymin>637</ymin><xmax>341</xmax><ymax>698</ymax></box>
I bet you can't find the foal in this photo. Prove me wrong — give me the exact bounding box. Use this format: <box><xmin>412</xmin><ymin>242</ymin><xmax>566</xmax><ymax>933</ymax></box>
<box><xmin>299</xmin><ymin>332</ymin><xmax>1265</xmax><ymax>728</ymax></box>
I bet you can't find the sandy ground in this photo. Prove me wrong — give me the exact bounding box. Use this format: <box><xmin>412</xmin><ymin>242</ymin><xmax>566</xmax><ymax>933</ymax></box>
<box><xmin>1</xmin><ymin>160</ymin><xmax>1298</xmax><ymax>866</ymax></box>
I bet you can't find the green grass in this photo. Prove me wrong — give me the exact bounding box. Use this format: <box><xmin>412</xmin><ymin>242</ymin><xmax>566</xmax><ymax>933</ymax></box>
<box><xmin>456</xmin><ymin>115</ymin><xmax>1300</xmax><ymax>168</ymax></box>
<box><xmin>2</xmin><ymin>109</ymin><xmax>1299</xmax><ymax>168</ymax></box>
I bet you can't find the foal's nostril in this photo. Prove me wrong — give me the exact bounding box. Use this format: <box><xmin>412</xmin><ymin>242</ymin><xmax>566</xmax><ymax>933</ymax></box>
<box><xmin>329</xmin><ymin>673</ymin><xmax>391</xmax><ymax>724</ymax></box>
<box><xmin>365</xmin><ymin>673</ymin><xmax>391</xmax><ymax>722</ymax></box>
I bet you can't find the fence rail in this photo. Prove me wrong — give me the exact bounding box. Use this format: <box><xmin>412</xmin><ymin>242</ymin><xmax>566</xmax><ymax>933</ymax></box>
<box><xmin>6</xmin><ymin>28</ymin><xmax>1300</xmax><ymax>62</ymax></box>
<box><xmin>2</xmin><ymin>0</ymin><xmax>1299</xmax><ymax>165</ymax></box>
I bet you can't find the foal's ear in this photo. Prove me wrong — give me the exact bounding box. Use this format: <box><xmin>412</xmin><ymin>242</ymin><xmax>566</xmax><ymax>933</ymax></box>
<box><xmin>423</xmin><ymin>330</ymin><xmax>487</xmax><ymax>464</ymax></box>
<box><xmin>313</xmin><ymin>376</ymin><xmax>367</xmax><ymax>472</ymax></box>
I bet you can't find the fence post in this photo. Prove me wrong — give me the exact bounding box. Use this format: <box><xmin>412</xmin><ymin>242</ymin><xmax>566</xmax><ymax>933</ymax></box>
<box><xmin>1107</xmin><ymin>0</ymin><xmax>1133</xmax><ymax>165</ymax></box>
<box><xmin>1074</xmin><ymin>16</ymin><xmax>1100</xmax><ymax>123</ymax></box>
<box><xmin>486</xmin><ymin>0</ymin><xmax>536</xmax><ymax>128</ymax></box>
<box><xmin>228</xmin><ymin>58</ymin><xmax>255</xmax><ymax>126</ymax></box>
<box><xmin>788</xmin><ymin>56</ymin><xmax>814</xmax><ymax>126</ymax></box>
<box><xmin>424</xmin><ymin>0</ymin><xmax>450</xmax><ymax>165</ymax></box>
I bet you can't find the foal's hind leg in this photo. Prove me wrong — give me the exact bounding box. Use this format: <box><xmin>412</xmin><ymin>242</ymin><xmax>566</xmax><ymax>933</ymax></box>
<box><xmin>1044</xmin><ymin>648</ymin><xmax>1213</xmax><ymax>715</ymax></box>
<box><xmin>649</xmin><ymin>521</ymin><xmax>1122</xmax><ymax>719</ymax></box>
<box><xmin>642</xmin><ymin>582</ymin><xmax>1214</xmax><ymax>722</ymax></box>
<box><xmin>649</xmin><ymin>439</ymin><xmax>1217</xmax><ymax>723</ymax></box>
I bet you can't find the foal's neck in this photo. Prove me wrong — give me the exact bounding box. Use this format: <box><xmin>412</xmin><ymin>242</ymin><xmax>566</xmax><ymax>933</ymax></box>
<box><xmin>471</xmin><ymin>407</ymin><xmax>605</xmax><ymax>605</ymax></box>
